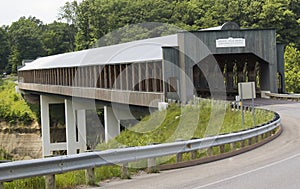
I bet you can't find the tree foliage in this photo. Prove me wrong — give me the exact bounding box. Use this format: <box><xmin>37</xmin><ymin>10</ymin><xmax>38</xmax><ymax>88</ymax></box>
<box><xmin>0</xmin><ymin>0</ymin><xmax>299</xmax><ymax>92</ymax></box>
<box><xmin>7</xmin><ymin>17</ymin><xmax>45</xmax><ymax>73</ymax></box>
<box><xmin>284</xmin><ymin>44</ymin><xmax>300</xmax><ymax>93</ymax></box>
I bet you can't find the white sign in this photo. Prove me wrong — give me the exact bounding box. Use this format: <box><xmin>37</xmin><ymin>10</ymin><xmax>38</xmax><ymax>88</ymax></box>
<box><xmin>216</xmin><ymin>37</ymin><xmax>246</xmax><ymax>48</ymax></box>
<box><xmin>238</xmin><ymin>82</ymin><xmax>256</xmax><ymax>100</ymax></box>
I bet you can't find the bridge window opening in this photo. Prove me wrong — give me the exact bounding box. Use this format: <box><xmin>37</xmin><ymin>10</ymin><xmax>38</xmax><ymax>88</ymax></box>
<box><xmin>277</xmin><ymin>72</ymin><xmax>282</xmax><ymax>93</ymax></box>
<box><xmin>49</xmin><ymin>104</ymin><xmax>66</xmax><ymax>144</ymax></box>
<box><xmin>255</xmin><ymin>62</ymin><xmax>261</xmax><ymax>89</ymax></box>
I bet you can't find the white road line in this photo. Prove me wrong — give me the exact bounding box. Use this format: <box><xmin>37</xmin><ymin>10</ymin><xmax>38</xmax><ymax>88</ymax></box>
<box><xmin>193</xmin><ymin>152</ymin><xmax>300</xmax><ymax>189</ymax></box>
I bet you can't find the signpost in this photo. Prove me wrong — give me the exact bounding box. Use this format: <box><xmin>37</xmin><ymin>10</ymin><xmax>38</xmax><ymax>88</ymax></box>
<box><xmin>238</xmin><ymin>82</ymin><xmax>256</xmax><ymax>129</ymax></box>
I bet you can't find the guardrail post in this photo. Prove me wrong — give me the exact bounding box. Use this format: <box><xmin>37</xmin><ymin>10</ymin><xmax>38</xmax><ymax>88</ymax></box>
<box><xmin>85</xmin><ymin>168</ymin><xmax>95</xmax><ymax>186</ymax></box>
<box><xmin>206</xmin><ymin>147</ymin><xmax>213</xmax><ymax>157</ymax></box>
<box><xmin>121</xmin><ymin>163</ymin><xmax>130</xmax><ymax>179</ymax></box>
<box><xmin>231</xmin><ymin>142</ymin><xmax>236</xmax><ymax>151</ymax></box>
<box><xmin>241</xmin><ymin>140</ymin><xmax>245</xmax><ymax>148</ymax></box>
<box><xmin>45</xmin><ymin>174</ymin><xmax>55</xmax><ymax>189</ymax></box>
<box><xmin>220</xmin><ymin>145</ymin><xmax>225</xmax><ymax>153</ymax></box>
<box><xmin>190</xmin><ymin>150</ymin><xmax>197</xmax><ymax>160</ymax></box>
<box><xmin>0</xmin><ymin>182</ymin><xmax>3</xmax><ymax>189</ymax></box>
<box><xmin>147</xmin><ymin>158</ymin><xmax>158</xmax><ymax>173</ymax></box>
<box><xmin>176</xmin><ymin>152</ymin><xmax>183</xmax><ymax>163</ymax></box>
<box><xmin>248</xmin><ymin>138</ymin><xmax>252</xmax><ymax>146</ymax></box>
<box><xmin>254</xmin><ymin>136</ymin><xmax>259</xmax><ymax>143</ymax></box>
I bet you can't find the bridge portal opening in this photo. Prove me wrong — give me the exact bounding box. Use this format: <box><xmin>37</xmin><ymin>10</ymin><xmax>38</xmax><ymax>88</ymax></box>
<box><xmin>193</xmin><ymin>53</ymin><xmax>269</xmax><ymax>99</ymax></box>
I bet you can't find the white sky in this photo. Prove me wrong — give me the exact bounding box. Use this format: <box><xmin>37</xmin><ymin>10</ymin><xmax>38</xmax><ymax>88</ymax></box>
<box><xmin>0</xmin><ymin>0</ymin><xmax>82</xmax><ymax>26</ymax></box>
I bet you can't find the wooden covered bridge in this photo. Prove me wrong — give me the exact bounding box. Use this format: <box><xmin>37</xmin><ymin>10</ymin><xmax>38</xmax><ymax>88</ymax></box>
<box><xmin>18</xmin><ymin>22</ymin><xmax>285</xmax><ymax>156</ymax></box>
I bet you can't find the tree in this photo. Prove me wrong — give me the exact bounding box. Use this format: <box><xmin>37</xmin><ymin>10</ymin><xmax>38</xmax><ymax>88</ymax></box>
<box><xmin>0</xmin><ymin>26</ymin><xmax>9</xmax><ymax>74</ymax></box>
<box><xmin>284</xmin><ymin>44</ymin><xmax>300</xmax><ymax>93</ymax></box>
<box><xmin>42</xmin><ymin>22</ymin><xmax>76</xmax><ymax>55</ymax></box>
<box><xmin>8</xmin><ymin>17</ymin><xmax>45</xmax><ymax>73</ymax></box>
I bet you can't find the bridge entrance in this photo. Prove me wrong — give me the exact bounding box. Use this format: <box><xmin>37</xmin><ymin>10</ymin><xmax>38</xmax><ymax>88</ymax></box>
<box><xmin>193</xmin><ymin>53</ymin><xmax>271</xmax><ymax>99</ymax></box>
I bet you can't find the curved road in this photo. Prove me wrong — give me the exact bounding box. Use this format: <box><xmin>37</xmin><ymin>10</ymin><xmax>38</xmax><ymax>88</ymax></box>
<box><xmin>93</xmin><ymin>100</ymin><xmax>300</xmax><ymax>189</ymax></box>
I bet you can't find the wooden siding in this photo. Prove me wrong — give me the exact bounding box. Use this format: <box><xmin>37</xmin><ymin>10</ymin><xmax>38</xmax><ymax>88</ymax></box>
<box><xmin>18</xmin><ymin>61</ymin><xmax>164</xmax><ymax>107</ymax></box>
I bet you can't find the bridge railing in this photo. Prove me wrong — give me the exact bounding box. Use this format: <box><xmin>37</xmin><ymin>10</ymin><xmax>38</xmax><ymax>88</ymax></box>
<box><xmin>266</xmin><ymin>92</ymin><xmax>300</xmax><ymax>101</ymax></box>
<box><xmin>0</xmin><ymin>113</ymin><xmax>281</xmax><ymax>189</ymax></box>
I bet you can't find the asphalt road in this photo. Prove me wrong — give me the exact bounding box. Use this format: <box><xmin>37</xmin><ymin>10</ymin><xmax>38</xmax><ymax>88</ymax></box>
<box><xmin>92</xmin><ymin>100</ymin><xmax>300</xmax><ymax>189</ymax></box>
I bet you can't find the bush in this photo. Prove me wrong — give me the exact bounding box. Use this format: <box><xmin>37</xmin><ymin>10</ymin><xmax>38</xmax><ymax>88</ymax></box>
<box><xmin>0</xmin><ymin>78</ymin><xmax>36</xmax><ymax>125</ymax></box>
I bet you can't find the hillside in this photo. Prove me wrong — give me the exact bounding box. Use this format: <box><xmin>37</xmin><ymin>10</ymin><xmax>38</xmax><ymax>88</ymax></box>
<box><xmin>99</xmin><ymin>100</ymin><xmax>274</xmax><ymax>149</ymax></box>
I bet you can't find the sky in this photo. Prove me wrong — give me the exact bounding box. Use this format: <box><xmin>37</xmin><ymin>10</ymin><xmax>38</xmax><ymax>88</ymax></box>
<box><xmin>0</xmin><ymin>0</ymin><xmax>82</xmax><ymax>26</ymax></box>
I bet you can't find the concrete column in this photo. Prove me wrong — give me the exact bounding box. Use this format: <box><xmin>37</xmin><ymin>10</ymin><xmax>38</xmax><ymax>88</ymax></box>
<box><xmin>77</xmin><ymin>110</ymin><xmax>87</xmax><ymax>153</ymax></box>
<box><xmin>40</xmin><ymin>95</ymin><xmax>65</xmax><ymax>157</ymax></box>
<box><xmin>40</xmin><ymin>95</ymin><xmax>51</xmax><ymax>157</ymax></box>
<box><xmin>104</xmin><ymin>106</ymin><xmax>120</xmax><ymax>143</ymax></box>
<box><xmin>65</xmin><ymin>99</ymin><xmax>77</xmax><ymax>154</ymax></box>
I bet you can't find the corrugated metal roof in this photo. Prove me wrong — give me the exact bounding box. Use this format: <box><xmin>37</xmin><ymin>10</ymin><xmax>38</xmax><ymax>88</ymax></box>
<box><xmin>19</xmin><ymin>34</ymin><xmax>178</xmax><ymax>71</ymax></box>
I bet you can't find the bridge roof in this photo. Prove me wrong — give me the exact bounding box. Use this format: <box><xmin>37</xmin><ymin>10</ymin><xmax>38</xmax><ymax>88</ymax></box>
<box><xmin>19</xmin><ymin>34</ymin><xmax>178</xmax><ymax>71</ymax></box>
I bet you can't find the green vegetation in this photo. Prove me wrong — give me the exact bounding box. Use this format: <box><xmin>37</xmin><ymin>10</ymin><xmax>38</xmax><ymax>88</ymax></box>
<box><xmin>284</xmin><ymin>44</ymin><xmax>300</xmax><ymax>93</ymax></box>
<box><xmin>0</xmin><ymin>78</ymin><xmax>36</xmax><ymax>125</ymax></box>
<box><xmin>98</xmin><ymin>100</ymin><xmax>274</xmax><ymax>149</ymax></box>
<box><xmin>4</xmin><ymin>165</ymin><xmax>121</xmax><ymax>189</ymax></box>
<box><xmin>0</xmin><ymin>0</ymin><xmax>300</xmax><ymax>93</ymax></box>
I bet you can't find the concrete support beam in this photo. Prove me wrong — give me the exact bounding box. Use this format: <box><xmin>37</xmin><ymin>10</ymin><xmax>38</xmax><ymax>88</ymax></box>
<box><xmin>65</xmin><ymin>99</ymin><xmax>77</xmax><ymax>155</ymax></box>
<box><xmin>77</xmin><ymin>110</ymin><xmax>87</xmax><ymax>153</ymax></box>
<box><xmin>40</xmin><ymin>95</ymin><xmax>88</xmax><ymax>156</ymax></box>
<box><xmin>40</xmin><ymin>95</ymin><xmax>64</xmax><ymax>157</ymax></box>
<box><xmin>104</xmin><ymin>106</ymin><xmax>120</xmax><ymax>143</ymax></box>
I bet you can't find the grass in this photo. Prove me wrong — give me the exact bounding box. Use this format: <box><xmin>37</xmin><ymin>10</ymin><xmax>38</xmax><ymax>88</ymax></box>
<box><xmin>97</xmin><ymin>99</ymin><xmax>274</xmax><ymax>149</ymax></box>
<box><xmin>3</xmin><ymin>98</ymin><xmax>275</xmax><ymax>189</ymax></box>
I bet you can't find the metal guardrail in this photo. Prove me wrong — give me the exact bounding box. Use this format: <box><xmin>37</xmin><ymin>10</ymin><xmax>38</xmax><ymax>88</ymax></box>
<box><xmin>266</xmin><ymin>92</ymin><xmax>300</xmax><ymax>100</ymax></box>
<box><xmin>0</xmin><ymin>114</ymin><xmax>281</xmax><ymax>183</ymax></box>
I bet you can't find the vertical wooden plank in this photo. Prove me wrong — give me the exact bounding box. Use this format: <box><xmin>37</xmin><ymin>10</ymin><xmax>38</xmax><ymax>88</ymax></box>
<box><xmin>145</xmin><ymin>63</ymin><xmax>150</xmax><ymax>92</ymax></box>
<box><xmin>153</xmin><ymin>63</ymin><xmax>157</xmax><ymax>92</ymax></box>
<box><xmin>124</xmin><ymin>64</ymin><xmax>130</xmax><ymax>91</ymax></box>
<box><xmin>98</xmin><ymin>65</ymin><xmax>102</xmax><ymax>88</ymax></box>
<box><xmin>126</xmin><ymin>64</ymin><xmax>133</xmax><ymax>91</ymax></box>
<box><xmin>108</xmin><ymin>65</ymin><xmax>112</xmax><ymax>89</ymax></box>
<box><xmin>104</xmin><ymin>66</ymin><xmax>108</xmax><ymax>88</ymax></box>
<box><xmin>139</xmin><ymin>64</ymin><xmax>143</xmax><ymax>91</ymax></box>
